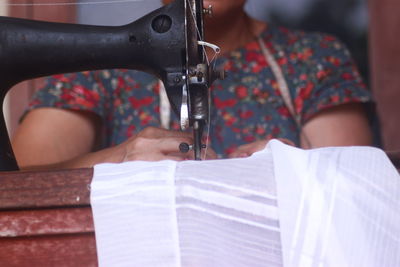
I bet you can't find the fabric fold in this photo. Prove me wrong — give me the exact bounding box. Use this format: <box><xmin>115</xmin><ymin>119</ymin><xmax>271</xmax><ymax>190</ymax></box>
<box><xmin>268</xmin><ymin>140</ymin><xmax>400</xmax><ymax>267</ymax></box>
<box><xmin>91</xmin><ymin>160</ymin><xmax>180</xmax><ymax>267</ymax></box>
<box><xmin>90</xmin><ymin>140</ymin><xmax>400</xmax><ymax>267</ymax></box>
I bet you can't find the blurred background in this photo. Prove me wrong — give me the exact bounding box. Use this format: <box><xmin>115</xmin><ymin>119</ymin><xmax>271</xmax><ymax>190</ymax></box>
<box><xmin>77</xmin><ymin>0</ymin><xmax>370</xmax><ymax>83</ymax></box>
<box><xmin>3</xmin><ymin>0</ymin><xmax>400</xmax><ymax>151</ymax></box>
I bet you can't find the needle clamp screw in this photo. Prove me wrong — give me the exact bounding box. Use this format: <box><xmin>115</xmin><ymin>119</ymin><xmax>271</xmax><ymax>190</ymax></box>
<box><xmin>179</xmin><ymin>143</ymin><xmax>207</xmax><ymax>153</ymax></box>
<box><xmin>179</xmin><ymin>143</ymin><xmax>192</xmax><ymax>153</ymax></box>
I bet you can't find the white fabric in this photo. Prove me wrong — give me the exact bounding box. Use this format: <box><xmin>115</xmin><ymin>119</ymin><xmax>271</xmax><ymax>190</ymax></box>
<box><xmin>91</xmin><ymin>161</ymin><xmax>181</xmax><ymax>267</ymax></box>
<box><xmin>268</xmin><ymin>140</ymin><xmax>400</xmax><ymax>267</ymax></box>
<box><xmin>91</xmin><ymin>140</ymin><xmax>400</xmax><ymax>267</ymax></box>
<box><xmin>174</xmin><ymin>152</ymin><xmax>282</xmax><ymax>267</ymax></box>
<box><xmin>91</xmin><ymin>149</ymin><xmax>282</xmax><ymax>267</ymax></box>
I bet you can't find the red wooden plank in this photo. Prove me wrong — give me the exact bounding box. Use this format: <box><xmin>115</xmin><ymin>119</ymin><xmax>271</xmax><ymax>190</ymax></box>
<box><xmin>0</xmin><ymin>234</ymin><xmax>97</xmax><ymax>267</ymax></box>
<box><xmin>0</xmin><ymin>168</ymin><xmax>97</xmax><ymax>266</ymax></box>
<box><xmin>0</xmin><ymin>168</ymin><xmax>93</xmax><ymax>210</ymax></box>
<box><xmin>0</xmin><ymin>207</ymin><xmax>94</xmax><ymax>238</ymax></box>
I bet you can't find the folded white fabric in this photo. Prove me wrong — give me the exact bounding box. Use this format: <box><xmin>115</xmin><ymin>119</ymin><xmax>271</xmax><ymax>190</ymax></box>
<box><xmin>91</xmin><ymin>148</ymin><xmax>282</xmax><ymax>267</ymax></box>
<box><xmin>91</xmin><ymin>161</ymin><xmax>180</xmax><ymax>267</ymax></box>
<box><xmin>91</xmin><ymin>140</ymin><xmax>400</xmax><ymax>267</ymax></box>
<box><xmin>268</xmin><ymin>140</ymin><xmax>400</xmax><ymax>267</ymax></box>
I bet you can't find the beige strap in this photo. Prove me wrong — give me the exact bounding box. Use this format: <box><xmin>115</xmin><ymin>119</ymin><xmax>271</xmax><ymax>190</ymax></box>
<box><xmin>258</xmin><ymin>37</ymin><xmax>312</xmax><ymax>148</ymax></box>
<box><xmin>257</xmin><ymin>37</ymin><xmax>301</xmax><ymax>128</ymax></box>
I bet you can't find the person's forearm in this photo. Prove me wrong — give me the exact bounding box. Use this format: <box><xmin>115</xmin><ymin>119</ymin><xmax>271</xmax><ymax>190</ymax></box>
<box><xmin>301</xmin><ymin>103</ymin><xmax>372</xmax><ymax>148</ymax></box>
<box><xmin>16</xmin><ymin>126</ymin><xmax>216</xmax><ymax>171</ymax></box>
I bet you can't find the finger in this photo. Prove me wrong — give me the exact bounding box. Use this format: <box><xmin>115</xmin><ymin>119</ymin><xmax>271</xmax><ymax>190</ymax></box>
<box><xmin>150</xmin><ymin>154</ymin><xmax>189</xmax><ymax>161</ymax></box>
<box><xmin>202</xmin><ymin>146</ymin><xmax>217</xmax><ymax>160</ymax></box>
<box><xmin>124</xmin><ymin>152</ymin><xmax>188</xmax><ymax>162</ymax></box>
<box><xmin>247</xmin><ymin>140</ymin><xmax>269</xmax><ymax>154</ymax></box>
<box><xmin>138</xmin><ymin>127</ymin><xmax>192</xmax><ymax>139</ymax></box>
<box><xmin>168</xmin><ymin>151</ymin><xmax>193</xmax><ymax>159</ymax></box>
<box><xmin>122</xmin><ymin>143</ymin><xmax>190</xmax><ymax>161</ymax></box>
<box><xmin>228</xmin><ymin>143</ymin><xmax>255</xmax><ymax>158</ymax></box>
<box><xmin>228</xmin><ymin>148</ymin><xmax>250</xmax><ymax>159</ymax></box>
<box><xmin>228</xmin><ymin>140</ymin><xmax>269</xmax><ymax>159</ymax></box>
<box><xmin>167</xmin><ymin>144</ymin><xmax>217</xmax><ymax>160</ymax></box>
<box><xmin>122</xmin><ymin>136</ymin><xmax>192</xmax><ymax>161</ymax></box>
<box><xmin>157</xmin><ymin>137</ymin><xmax>194</xmax><ymax>154</ymax></box>
<box><xmin>162</xmin><ymin>156</ymin><xmax>189</xmax><ymax>161</ymax></box>
<box><xmin>277</xmin><ymin>138</ymin><xmax>295</xmax><ymax>146</ymax></box>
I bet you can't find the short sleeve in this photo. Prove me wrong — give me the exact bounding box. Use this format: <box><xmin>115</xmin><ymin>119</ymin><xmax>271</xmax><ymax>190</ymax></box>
<box><xmin>28</xmin><ymin>70</ymin><xmax>112</xmax><ymax>118</ymax></box>
<box><xmin>285</xmin><ymin>32</ymin><xmax>372</xmax><ymax>124</ymax></box>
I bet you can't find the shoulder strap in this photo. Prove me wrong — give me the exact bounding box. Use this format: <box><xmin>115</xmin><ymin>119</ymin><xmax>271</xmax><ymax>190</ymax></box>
<box><xmin>257</xmin><ymin>37</ymin><xmax>313</xmax><ymax>148</ymax></box>
<box><xmin>257</xmin><ymin>37</ymin><xmax>301</xmax><ymax>128</ymax></box>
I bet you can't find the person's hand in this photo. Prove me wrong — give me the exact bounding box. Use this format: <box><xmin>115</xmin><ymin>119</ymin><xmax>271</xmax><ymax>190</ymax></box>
<box><xmin>228</xmin><ymin>138</ymin><xmax>295</xmax><ymax>159</ymax></box>
<box><xmin>12</xmin><ymin>108</ymin><xmax>217</xmax><ymax>170</ymax></box>
<box><xmin>112</xmin><ymin>126</ymin><xmax>217</xmax><ymax>162</ymax></box>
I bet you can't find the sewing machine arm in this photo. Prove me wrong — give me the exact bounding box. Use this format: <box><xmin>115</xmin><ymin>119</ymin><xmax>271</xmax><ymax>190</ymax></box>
<box><xmin>0</xmin><ymin>0</ymin><xmax>222</xmax><ymax>171</ymax></box>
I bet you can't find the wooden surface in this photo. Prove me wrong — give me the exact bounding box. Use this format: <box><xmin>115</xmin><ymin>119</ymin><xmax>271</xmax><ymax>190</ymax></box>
<box><xmin>0</xmin><ymin>168</ymin><xmax>97</xmax><ymax>267</ymax></box>
<box><xmin>0</xmin><ymin>168</ymin><xmax>92</xmax><ymax>209</ymax></box>
<box><xmin>0</xmin><ymin>156</ymin><xmax>399</xmax><ymax>266</ymax></box>
<box><xmin>369</xmin><ymin>0</ymin><xmax>400</xmax><ymax>151</ymax></box>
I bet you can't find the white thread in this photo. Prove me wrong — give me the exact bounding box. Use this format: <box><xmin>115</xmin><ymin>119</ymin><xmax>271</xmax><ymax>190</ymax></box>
<box><xmin>198</xmin><ymin>40</ymin><xmax>221</xmax><ymax>64</ymax></box>
<box><xmin>4</xmin><ymin>0</ymin><xmax>150</xmax><ymax>7</ymax></box>
<box><xmin>198</xmin><ymin>41</ymin><xmax>220</xmax><ymax>54</ymax></box>
<box><xmin>186</xmin><ymin>0</ymin><xmax>210</xmax><ymax>66</ymax></box>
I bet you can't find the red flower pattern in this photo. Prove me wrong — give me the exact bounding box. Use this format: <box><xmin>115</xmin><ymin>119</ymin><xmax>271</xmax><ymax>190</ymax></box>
<box><xmin>28</xmin><ymin>26</ymin><xmax>371</xmax><ymax>157</ymax></box>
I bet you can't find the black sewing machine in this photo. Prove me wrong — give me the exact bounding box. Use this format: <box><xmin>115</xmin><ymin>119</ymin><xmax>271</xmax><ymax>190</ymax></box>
<box><xmin>0</xmin><ymin>0</ymin><xmax>224</xmax><ymax>171</ymax></box>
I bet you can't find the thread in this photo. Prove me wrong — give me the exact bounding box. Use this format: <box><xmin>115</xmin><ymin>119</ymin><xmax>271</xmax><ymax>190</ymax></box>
<box><xmin>4</xmin><ymin>0</ymin><xmax>152</xmax><ymax>7</ymax></box>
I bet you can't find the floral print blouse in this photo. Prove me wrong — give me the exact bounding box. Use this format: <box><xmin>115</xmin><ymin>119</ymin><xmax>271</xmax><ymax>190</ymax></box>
<box><xmin>28</xmin><ymin>25</ymin><xmax>371</xmax><ymax>158</ymax></box>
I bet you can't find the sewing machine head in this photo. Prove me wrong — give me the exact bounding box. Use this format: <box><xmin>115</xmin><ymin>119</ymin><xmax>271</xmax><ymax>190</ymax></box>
<box><xmin>0</xmin><ymin>0</ymin><xmax>224</xmax><ymax>171</ymax></box>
